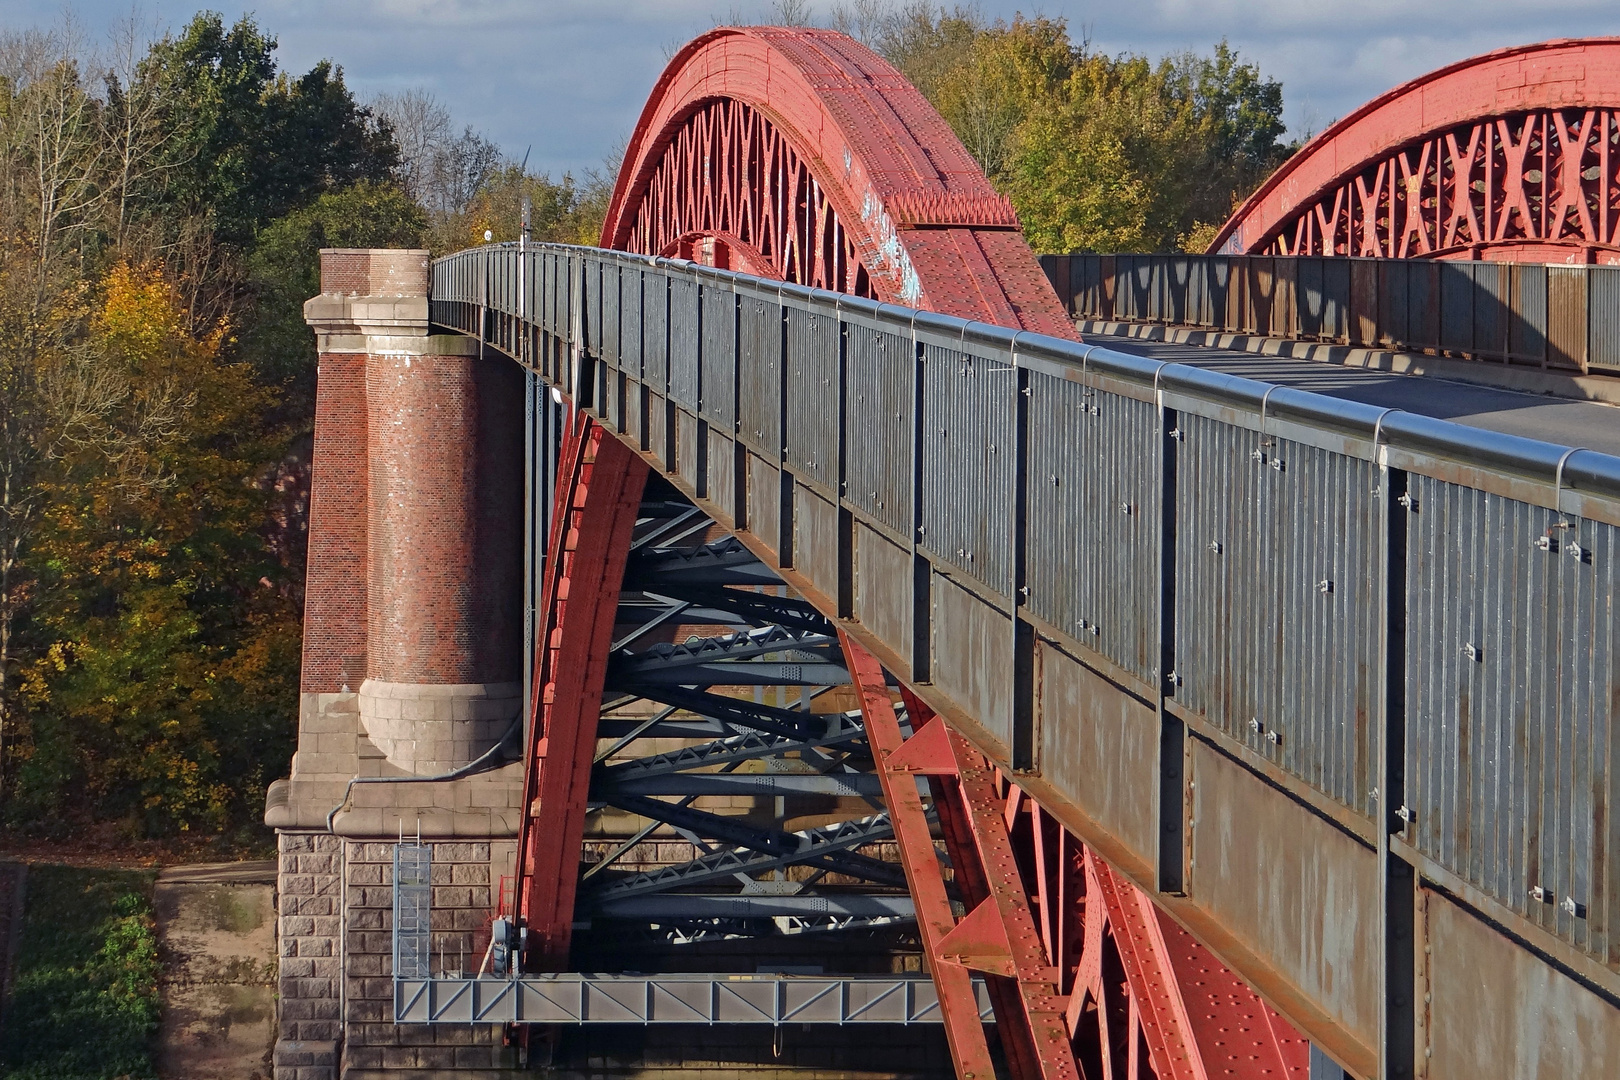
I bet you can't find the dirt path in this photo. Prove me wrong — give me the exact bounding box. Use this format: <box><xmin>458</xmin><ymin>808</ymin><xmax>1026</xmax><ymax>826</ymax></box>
<box><xmin>154</xmin><ymin>861</ymin><xmax>278</xmax><ymax>1080</ymax></box>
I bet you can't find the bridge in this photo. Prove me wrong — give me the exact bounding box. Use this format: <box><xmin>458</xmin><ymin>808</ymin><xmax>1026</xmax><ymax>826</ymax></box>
<box><xmin>266</xmin><ymin>30</ymin><xmax>1619</xmax><ymax>1080</ymax></box>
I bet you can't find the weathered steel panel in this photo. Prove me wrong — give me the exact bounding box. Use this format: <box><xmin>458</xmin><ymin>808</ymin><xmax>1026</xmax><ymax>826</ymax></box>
<box><xmin>1247</xmin><ymin>258</ymin><xmax>1278</xmax><ymax>336</ymax></box>
<box><xmin>853</xmin><ymin>522</ymin><xmax>912</xmax><ymax>662</ymax></box>
<box><xmin>794</xmin><ymin>484</ymin><xmax>841</xmax><ymax>603</ymax></box>
<box><xmin>844</xmin><ymin>322</ymin><xmax>913</xmax><ymax>539</ymax></box>
<box><xmin>747</xmin><ymin>452</ymin><xmax>780</xmax><ymax>555</ymax></box>
<box><xmin>1586</xmin><ymin>265</ymin><xmax>1620</xmax><ymax>374</ymax></box>
<box><xmin>1026</xmin><ymin>372</ymin><xmax>1158</xmax><ymax>684</ymax></box>
<box><xmin>1209</xmin><ymin>257</ymin><xmax>1239</xmax><ymax>331</ymax></box>
<box><xmin>1350</xmin><ymin>259</ymin><xmax>1379</xmax><ymax>346</ymax></box>
<box><xmin>700</xmin><ymin>282</ymin><xmax>737</xmax><ymax>428</ymax></box>
<box><xmin>1380</xmin><ymin>259</ymin><xmax>1410</xmax><ymax>346</ymax></box>
<box><xmin>1037</xmin><ymin>639</ymin><xmax>1158</xmax><ymax>864</ymax></box>
<box><xmin>1296</xmin><ymin>257</ymin><xmax>1325</xmax><ymax>338</ymax></box>
<box><xmin>1439</xmin><ymin>260</ymin><xmax>1475</xmax><ymax>355</ymax></box>
<box><xmin>931</xmin><ymin>572</ymin><xmax>1013</xmax><ymax>750</ymax></box>
<box><xmin>620</xmin><ymin>269</ymin><xmax>644</xmax><ymax>379</ymax></box>
<box><xmin>738</xmin><ymin>295</ymin><xmax>781</xmax><ymax>455</ymax></box>
<box><xmin>784</xmin><ymin>306</ymin><xmax>839</xmax><ymax>495</ymax></box>
<box><xmin>1166</xmin><ymin>257</ymin><xmax>1193</xmax><ymax>325</ymax></box>
<box><xmin>1408</xmin><ymin>259</ymin><xmax>1441</xmax><ymax>352</ymax></box>
<box><xmin>668</xmin><ymin>276</ymin><xmax>699</xmax><ymax>409</ymax></box>
<box><xmin>920</xmin><ymin>344</ymin><xmax>1014</xmax><ymax>596</ymax></box>
<box><xmin>1472</xmin><ymin>260</ymin><xmax>1507</xmax><ymax>360</ymax></box>
<box><xmin>1422</xmin><ymin>887</ymin><xmax>1620</xmax><ymax>1079</ymax></box>
<box><xmin>1508</xmin><ymin>263</ymin><xmax>1548</xmax><ymax>365</ymax></box>
<box><xmin>1188</xmin><ymin>738</ymin><xmax>1380</xmax><ymax>1050</ymax></box>
<box><xmin>706</xmin><ymin>429</ymin><xmax>736</xmax><ymax>521</ymax></box>
<box><xmin>1405</xmin><ymin>477</ymin><xmax>1616</xmax><ymax>964</ymax></box>
<box><xmin>644</xmin><ymin>274</ymin><xmax>669</xmax><ymax>391</ymax></box>
<box><xmin>674</xmin><ymin>408</ymin><xmax>700</xmax><ymax>490</ymax></box>
<box><xmin>1321</xmin><ymin>256</ymin><xmax>1351</xmax><ymax>342</ymax></box>
<box><xmin>1175</xmin><ymin>418</ymin><xmax>1380</xmax><ymax>814</ymax></box>
<box><xmin>1547</xmin><ymin>265</ymin><xmax>1588</xmax><ymax>371</ymax></box>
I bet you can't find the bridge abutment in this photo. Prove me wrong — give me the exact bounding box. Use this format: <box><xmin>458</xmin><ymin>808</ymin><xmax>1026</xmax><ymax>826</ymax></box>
<box><xmin>267</xmin><ymin>250</ymin><xmax>529</xmax><ymax>1080</ymax></box>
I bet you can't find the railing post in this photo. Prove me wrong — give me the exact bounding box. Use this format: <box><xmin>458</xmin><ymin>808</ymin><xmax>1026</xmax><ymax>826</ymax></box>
<box><xmin>1379</xmin><ymin>464</ymin><xmax>1416</xmax><ymax>1080</ymax></box>
<box><xmin>1154</xmin><ymin>396</ymin><xmax>1185</xmax><ymax>895</ymax></box>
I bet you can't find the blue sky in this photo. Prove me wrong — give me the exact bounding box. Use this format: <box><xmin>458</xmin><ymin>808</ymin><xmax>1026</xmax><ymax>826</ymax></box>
<box><xmin>5</xmin><ymin>1</ymin><xmax>1618</xmax><ymax>180</ymax></box>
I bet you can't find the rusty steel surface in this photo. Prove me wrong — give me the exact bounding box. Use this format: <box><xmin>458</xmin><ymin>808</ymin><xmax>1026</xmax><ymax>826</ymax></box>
<box><xmin>1214</xmin><ymin>39</ymin><xmax>1620</xmax><ymax>263</ymax></box>
<box><xmin>514</xmin><ymin>415</ymin><xmax>648</xmax><ymax>968</ymax></box>
<box><xmin>600</xmin><ymin>26</ymin><xmax>1072</xmax><ymax>337</ymax></box>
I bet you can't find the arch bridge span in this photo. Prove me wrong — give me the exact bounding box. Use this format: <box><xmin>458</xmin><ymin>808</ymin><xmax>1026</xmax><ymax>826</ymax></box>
<box><xmin>283</xmin><ymin>27</ymin><xmax>1619</xmax><ymax>1080</ymax></box>
<box><xmin>429</xmin><ymin>239</ymin><xmax>1620</xmax><ymax>1080</ymax></box>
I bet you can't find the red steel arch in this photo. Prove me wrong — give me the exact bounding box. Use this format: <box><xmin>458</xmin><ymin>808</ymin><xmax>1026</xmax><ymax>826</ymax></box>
<box><xmin>600</xmin><ymin>26</ymin><xmax>1074</xmax><ymax>337</ymax></box>
<box><xmin>1214</xmin><ymin>38</ymin><xmax>1620</xmax><ymax>263</ymax></box>
<box><xmin>520</xmin><ymin>26</ymin><xmax>1314</xmax><ymax>1080</ymax></box>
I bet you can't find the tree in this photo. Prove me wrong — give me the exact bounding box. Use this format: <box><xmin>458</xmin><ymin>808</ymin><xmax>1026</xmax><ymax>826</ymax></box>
<box><xmin>17</xmin><ymin>262</ymin><xmax>294</xmax><ymax>834</ymax></box>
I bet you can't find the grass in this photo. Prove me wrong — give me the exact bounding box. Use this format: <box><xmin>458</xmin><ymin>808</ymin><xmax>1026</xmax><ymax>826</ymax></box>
<box><xmin>0</xmin><ymin>865</ymin><xmax>160</xmax><ymax>1080</ymax></box>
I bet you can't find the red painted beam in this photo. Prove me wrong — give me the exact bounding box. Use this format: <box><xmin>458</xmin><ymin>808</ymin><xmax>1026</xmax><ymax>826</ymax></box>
<box><xmin>842</xmin><ymin>634</ymin><xmax>999</xmax><ymax>1080</ymax></box>
<box><xmin>515</xmin><ymin>414</ymin><xmax>648</xmax><ymax>968</ymax></box>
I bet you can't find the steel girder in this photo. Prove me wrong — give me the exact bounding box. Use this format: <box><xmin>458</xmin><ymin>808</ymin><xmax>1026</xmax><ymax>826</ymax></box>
<box><xmin>1214</xmin><ymin>40</ymin><xmax>1620</xmax><ymax>261</ymax></box>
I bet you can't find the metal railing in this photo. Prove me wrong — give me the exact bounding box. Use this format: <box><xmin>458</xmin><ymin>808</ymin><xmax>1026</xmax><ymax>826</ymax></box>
<box><xmin>1040</xmin><ymin>252</ymin><xmax>1620</xmax><ymax>375</ymax></box>
<box><xmin>430</xmin><ymin>242</ymin><xmax>1620</xmax><ymax>1059</ymax></box>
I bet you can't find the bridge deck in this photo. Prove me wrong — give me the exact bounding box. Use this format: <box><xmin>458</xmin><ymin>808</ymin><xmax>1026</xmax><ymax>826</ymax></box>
<box><xmin>1098</xmin><ymin>335</ymin><xmax>1620</xmax><ymax>456</ymax></box>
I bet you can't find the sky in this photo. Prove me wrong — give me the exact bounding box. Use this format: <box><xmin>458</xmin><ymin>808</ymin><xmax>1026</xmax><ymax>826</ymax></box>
<box><xmin>3</xmin><ymin>1</ymin><xmax>1618</xmax><ymax>180</ymax></box>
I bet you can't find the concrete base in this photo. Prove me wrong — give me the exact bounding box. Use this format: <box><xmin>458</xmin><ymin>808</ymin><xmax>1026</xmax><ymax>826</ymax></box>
<box><xmin>358</xmin><ymin>680</ymin><xmax>520</xmax><ymax>775</ymax></box>
<box><xmin>155</xmin><ymin>861</ymin><xmax>278</xmax><ymax>1080</ymax></box>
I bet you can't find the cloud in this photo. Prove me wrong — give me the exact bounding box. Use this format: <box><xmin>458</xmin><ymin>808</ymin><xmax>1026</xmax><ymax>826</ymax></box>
<box><xmin>1</xmin><ymin>0</ymin><xmax>1616</xmax><ymax>179</ymax></box>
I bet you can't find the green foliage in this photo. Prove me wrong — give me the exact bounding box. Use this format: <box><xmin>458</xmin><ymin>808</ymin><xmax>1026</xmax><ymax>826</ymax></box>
<box><xmin>134</xmin><ymin>12</ymin><xmax>399</xmax><ymax>247</ymax></box>
<box><xmin>243</xmin><ymin>182</ymin><xmax>428</xmax><ymax>410</ymax></box>
<box><xmin>440</xmin><ymin>163</ymin><xmax>616</xmax><ymax>253</ymax></box>
<box><xmin>883</xmin><ymin>13</ymin><xmax>1289</xmax><ymax>252</ymax></box>
<box><xmin>0</xmin><ymin>866</ymin><xmax>160</xmax><ymax>1079</ymax></box>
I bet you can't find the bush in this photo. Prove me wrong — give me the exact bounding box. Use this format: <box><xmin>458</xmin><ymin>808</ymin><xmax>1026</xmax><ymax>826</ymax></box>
<box><xmin>0</xmin><ymin>866</ymin><xmax>160</xmax><ymax>1080</ymax></box>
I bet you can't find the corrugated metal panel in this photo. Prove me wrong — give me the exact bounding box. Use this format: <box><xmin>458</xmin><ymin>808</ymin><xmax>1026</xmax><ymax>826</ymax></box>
<box><xmin>1380</xmin><ymin>260</ymin><xmax>1409</xmax><ymax>346</ymax></box>
<box><xmin>667</xmin><ymin>276</ymin><xmax>699</xmax><ymax>409</ymax></box>
<box><xmin>644</xmin><ymin>274</ymin><xmax>669</xmax><ymax>390</ymax></box>
<box><xmin>582</xmin><ymin>257</ymin><xmax>601</xmax><ymax>359</ymax></box>
<box><xmin>620</xmin><ymin>270</ymin><xmax>643</xmax><ymax>378</ymax></box>
<box><xmin>1026</xmin><ymin>374</ymin><xmax>1158</xmax><ymax>683</ymax></box>
<box><xmin>1408</xmin><ymin>260</ymin><xmax>1441</xmax><ymax>352</ymax></box>
<box><xmin>699</xmin><ymin>283</ymin><xmax>736</xmax><ymax>428</ymax></box>
<box><xmin>1296</xmin><ymin>258</ymin><xmax>1325</xmax><ymax>338</ymax></box>
<box><xmin>783</xmin><ymin>306</ymin><xmax>839</xmax><ymax>493</ymax></box>
<box><xmin>844</xmin><ymin>322</ymin><xmax>913</xmax><ymax>538</ymax></box>
<box><xmin>1175</xmin><ymin>415</ymin><xmax>1380</xmax><ymax>814</ymax></box>
<box><xmin>1186</xmin><ymin>257</ymin><xmax>1210</xmax><ymax>327</ymax></box>
<box><xmin>1350</xmin><ymin>259</ymin><xmax>1378</xmax><ymax>345</ymax></box>
<box><xmin>1405</xmin><ymin>478</ymin><xmax>1616</xmax><ymax>965</ymax></box>
<box><xmin>1321</xmin><ymin>257</ymin><xmax>1350</xmax><ymax>342</ymax></box>
<box><xmin>920</xmin><ymin>345</ymin><xmax>1013</xmax><ymax>597</ymax></box>
<box><xmin>1474</xmin><ymin>261</ymin><xmax>1509</xmax><ymax>360</ymax></box>
<box><xmin>1507</xmin><ymin>264</ymin><xmax>1548</xmax><ymax>365</ymax></box>
<box><xmin>1439</xmin><ymin>261</ymin><xmax>1475</xmax><ymax>354</ymax></box>
<box><xmin>1547</xmin><ymin>266</ymin><xmax>1588</xmax><ymax>371</ymax></box>
<box><xmin>600</xmin><ymin>262</ymin><xmax>620</xmax><ymax>369</ymax></box>
<box><xmin>1589</xmin><ymin>266</ymin><xmax>1620</xmax><ymax>373</ymax></box>
<box><xmin>738</xmin><ymin>295</ymin><xmax>781</xmax><ymax>454</ymax></box>
<box><xmin>1274</xmin><ymin>258</ymin><xmax>1298</xmax><ymax>338</ymax></box>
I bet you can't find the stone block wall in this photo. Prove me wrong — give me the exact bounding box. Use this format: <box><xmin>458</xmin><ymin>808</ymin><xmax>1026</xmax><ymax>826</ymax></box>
<box><xmin>274</xmin><ymin>833</ymin><xmax>519</xmax><ymax>1080</ymax></box>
